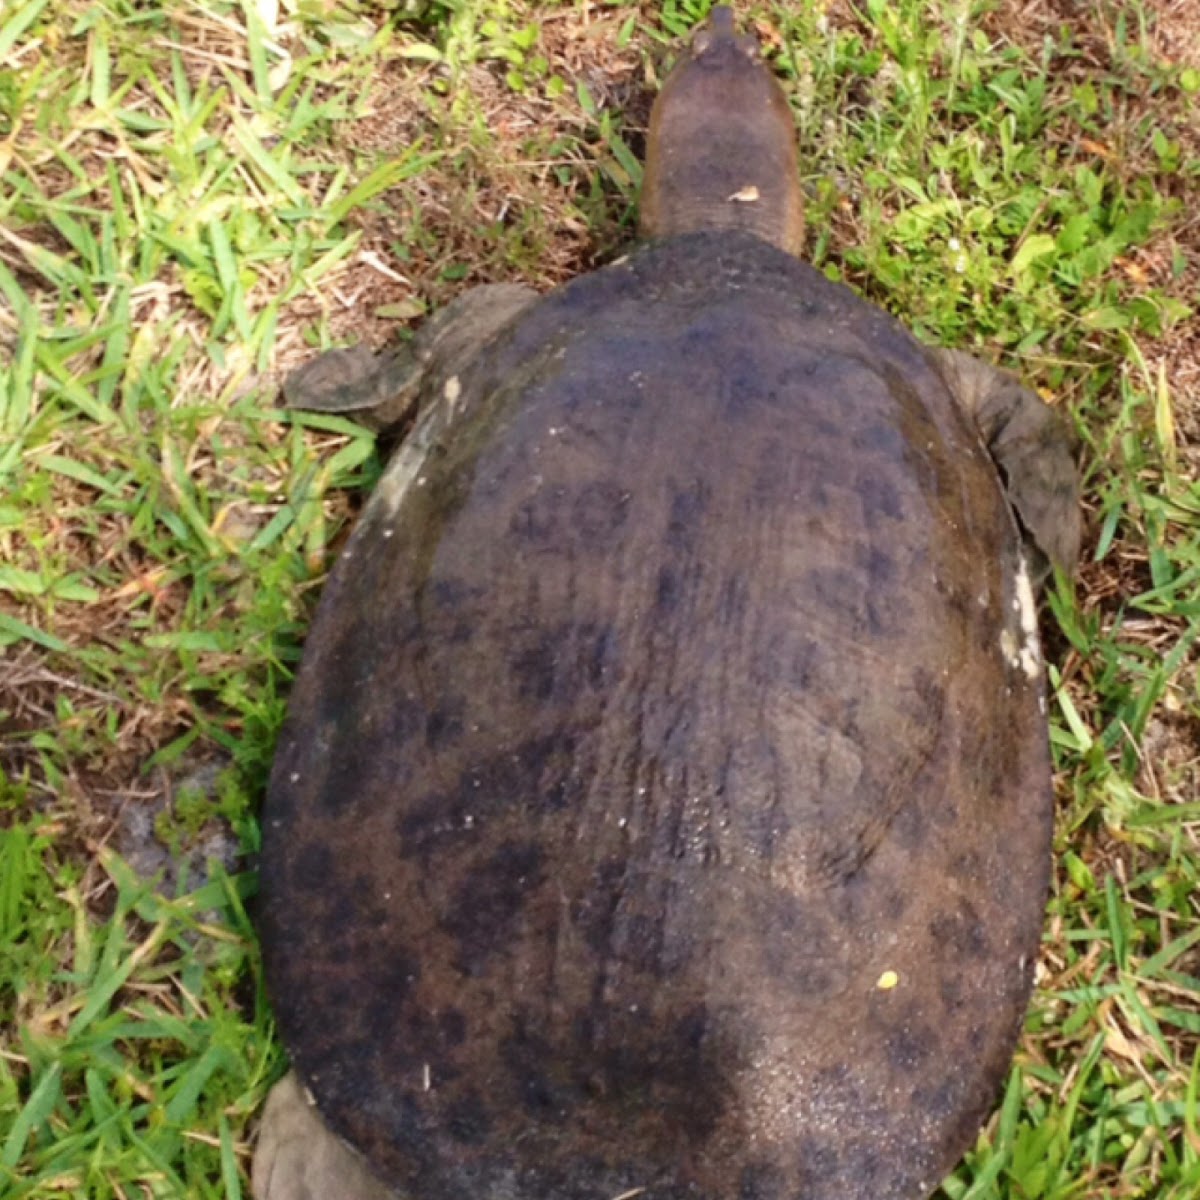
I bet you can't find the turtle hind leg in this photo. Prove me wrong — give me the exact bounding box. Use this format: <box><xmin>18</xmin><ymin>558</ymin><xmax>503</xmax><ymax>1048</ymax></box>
<box><xmin>932</xmin><ymin>347</ymin><xmax>1082</xmax><ymax>580</ymax></box>
<box><xmin>283</xmin><ymin>283</ymin><xmax>538</xmax><ymax>437</ymax></box>
<box><xmin>251</xmin><ymin>1072</ymin><xmax>399</xmax><ymax>1200</ymax></box>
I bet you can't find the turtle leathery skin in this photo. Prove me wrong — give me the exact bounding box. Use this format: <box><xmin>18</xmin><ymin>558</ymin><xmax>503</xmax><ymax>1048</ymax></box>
<box><xmin>254</xmin><ymin>9</ymin><xmax>1080</xmax><ymax>1200</ymax></box>
<box><xmin>639</xmin><ymin>6</ymin><xmax>806</xmax><ymax>254</ymax></box>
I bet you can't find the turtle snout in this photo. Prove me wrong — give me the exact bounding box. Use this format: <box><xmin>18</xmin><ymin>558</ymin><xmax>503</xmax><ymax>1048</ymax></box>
<box><xmin>690</xmin><ymin>6</ymin><xmax>760</xmax><ymax>65</ymax></box>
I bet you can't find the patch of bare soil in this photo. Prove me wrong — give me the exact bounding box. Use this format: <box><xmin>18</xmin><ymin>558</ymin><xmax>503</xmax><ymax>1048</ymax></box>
<box><xmin>1146</xmin><ymin>0</ymin><xmax>1200</xmax><ymax>70</ymax></box>
<box><xmin>279</xmin><ymin>6</ymin><xmax>649</xmax><ymax>369</ymax></box>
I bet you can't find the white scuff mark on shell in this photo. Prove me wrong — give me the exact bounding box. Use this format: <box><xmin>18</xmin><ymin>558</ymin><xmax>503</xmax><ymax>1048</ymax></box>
<box><xmin>999</xmin><ymin>554</ymin><xmax>1042</xmax><ymax>679</ymax></box>
<box><xmin>999</xmin><ymin>628</ymin><xmax>1019</xmax><ymax>668</ymax></box>
<box><xmin>372</xmin><ymin>447</ymin><xmax>426</xmax><ymax>518</ymax></box>
<box><xmin>1015</xmin><ymin>556</ymin><xmax>1038</xmax><ymax>637</ymax></box>
<box><xmin>728</xmin><ymin>185</ymin><xmax>760</xmax><ymax>203</ymax></box>
<box><xmin>1018</xmin><ymin>643</ymin><xmax>1040</xmax><ymax>679</ymax></box>
<box><xmin>443</xmin><ymin>374</ymin><xmax>461</xmax><ymax>406</ymax></box>
<box><xmin>423</xmin><ymin>1063</ymin><xmax>432</xmax><ymax>1091</ymax></box>
<box><xmin>368</xmin><ymin>400</ymin><xmax>444</xmax><ymax>519</ymax></box>
<box><xmin>1014</xmin><ymin>554</ymin><xmax>1042</xmax><ymax>678</ymax></box>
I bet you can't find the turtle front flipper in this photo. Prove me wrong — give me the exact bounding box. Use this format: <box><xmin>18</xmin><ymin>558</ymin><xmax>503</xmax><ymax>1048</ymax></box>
<box><xmin>284</xmin><ymin>345</ymin><xmax>419</xmax><ymax>433</ymax></box>
<box><xmin>284</xmin><ymin>284</ymin><xmax>538</xmax><ymax>437</ymax></box>
<box><xmin>252</xmin><ymin>1072</ymin><xmax>399</xmax><ymax>1200</ymax></box>
<box><xmin>933</xmin><ymin>347</ymin><xmax>1081</xmax><ymax>578</ymax></box>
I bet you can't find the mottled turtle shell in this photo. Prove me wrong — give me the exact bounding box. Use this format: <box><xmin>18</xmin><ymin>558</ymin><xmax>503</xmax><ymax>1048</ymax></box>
<box><xmin>260</xmin><ymin>230</ymin><xmax>1052</xmax><ymax>1200</ymax></box>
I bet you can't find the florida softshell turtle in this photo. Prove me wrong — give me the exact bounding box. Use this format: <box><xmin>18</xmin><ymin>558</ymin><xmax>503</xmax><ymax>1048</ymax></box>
<box><xmin>253</xmin><ymin>10</ymin><xmax>1080</xmax><ymax>1200</ymax></box>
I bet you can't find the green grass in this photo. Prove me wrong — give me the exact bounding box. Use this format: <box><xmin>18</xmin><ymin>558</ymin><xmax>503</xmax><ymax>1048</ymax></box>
<box><xmin>1</xmin><ymin>0</ymin><xmax>1198</xmax><ymax>1196</ymax></box>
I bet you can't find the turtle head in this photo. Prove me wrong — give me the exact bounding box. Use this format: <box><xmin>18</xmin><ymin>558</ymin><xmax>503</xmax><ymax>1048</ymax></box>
<box><xmin>639</xmin><ymin>7</ymin><xmax>805</xmax><ymax>255</ymax></box>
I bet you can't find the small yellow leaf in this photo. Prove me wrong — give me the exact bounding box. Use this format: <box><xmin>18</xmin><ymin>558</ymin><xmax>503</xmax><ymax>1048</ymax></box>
<box><xmin>1103</xmin><ymin>1021</ymin><xmax>1141</xmax><ymax>1064</ymax></box>
<box><xmin>728</xmin><ymin>185</ymin><xmax>760</xmax><ymax>203</ymax></box>
<box><xmin>751</xmin><ymin>19</ymin><xmax>783</xmax><ymax>50</ymax></box>
<box><xmin>1115</xmin><ymin>256</ymin><xmax>1149</xmax><ymax>285</ymax></box>
<box><xmin>112</xmin><ymin>568</ymin><xmax>172</xmax><ymax>601</ymax></box>
<box><xmin>876</xmin><ymin>970</ymin><xmax>899</xmax><ymax>990</ymax></box>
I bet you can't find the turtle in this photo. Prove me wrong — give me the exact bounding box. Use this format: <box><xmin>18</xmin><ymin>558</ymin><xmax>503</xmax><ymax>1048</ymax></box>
<box><xmin>252</xmin><ymin>9</ymin><xmax>1080</xmax><ymax>1200</ymax></box>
